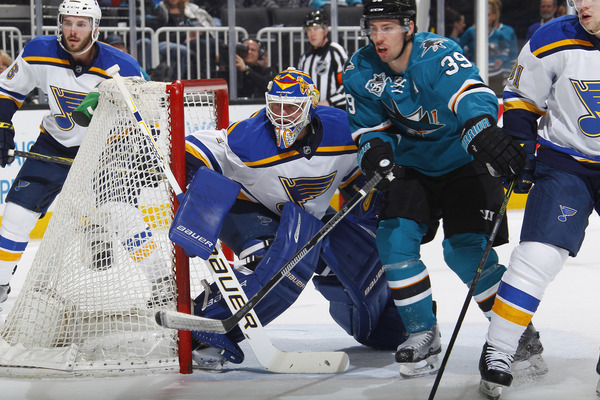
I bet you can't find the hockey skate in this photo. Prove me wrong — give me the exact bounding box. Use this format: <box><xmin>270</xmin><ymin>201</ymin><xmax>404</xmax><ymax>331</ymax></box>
<box><xmin>512</xmin><ymin>322</ymin><xmax>548</xmax><ymax>377</ymax></box>
<box><xmin>479</xmin><ymin>342</ymin><xmax>514</xmax><ymax>400</ymax></box>
<box><xmin>192</xmin><ymin>340</ymin><xmax>227</xmax><ymax>372</ymax></box>
<box><xmin>395</xmin><ymin>323</ymin><xmax>442</xmax><ymax>378</ymax></box>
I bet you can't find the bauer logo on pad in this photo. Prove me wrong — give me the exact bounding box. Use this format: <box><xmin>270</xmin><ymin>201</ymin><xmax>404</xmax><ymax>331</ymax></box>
<box><xmin>169</xmin><ymin>167</ymin><xmax>241</xmax><ymax>259</ymax></box>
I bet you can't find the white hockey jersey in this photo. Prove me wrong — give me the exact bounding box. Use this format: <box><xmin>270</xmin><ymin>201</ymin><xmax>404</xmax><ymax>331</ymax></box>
<box><xmin>0</xmin><ymin>35</ymin><xmax>142</xmax><ymax>148</ymax></box>
<box><xmin>185</xmin><ymin>106</ymin><xmax>361</xmax><ymax>219</ymax></box>
<box><xmin>503</xmin><ymin>15</ymin><xmax>600</xmax><ymax>164</ymax></box>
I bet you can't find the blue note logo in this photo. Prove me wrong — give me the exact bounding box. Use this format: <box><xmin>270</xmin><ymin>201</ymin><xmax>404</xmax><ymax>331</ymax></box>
<box><xmin>571</xmin><ymin>79</ymin><xmax>600</xmax><ymax>138</ymax></box>
<box><xmin>558</xmin><ymin>205</ymin><xmax>577</xmax><ymax>222</ymax></box>
<box><xmin>276</xmin><ymin>172</ymin><xmax>336</xmax><ymax>213</ymax></box>
<box><xmin>50</xmin><ymin>86</ymin><xmax>88</xmax><ymax>131</ymax></box>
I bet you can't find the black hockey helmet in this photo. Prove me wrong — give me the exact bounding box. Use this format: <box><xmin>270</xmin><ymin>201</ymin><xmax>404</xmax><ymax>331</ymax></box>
<box><xmin>304</xmin><ymin>10</ymin><xmax>328</xmax><ymax>27</ymax></box>
<box><xmin>361</xmin><ymin>0</ymin><xmax>417</xmax><ymax>33</ymax></box>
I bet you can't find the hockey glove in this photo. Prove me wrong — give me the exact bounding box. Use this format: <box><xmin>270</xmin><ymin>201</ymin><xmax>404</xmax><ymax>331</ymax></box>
<box><xmin>513</xmin><ymin>140</ymin><xmax>536</xmax><ymax>194</ymax></box>
<box><xmin>0</xmin><ymin>122</ymin><xmax>15</xmax><ymax>168</ymax></box>
<box><xmin>461</xmin><ymin>114</ymin><xmax>525</xmax><ymax>178</ymax></box>
<box><xmin>358</xmin><ymin>137</ymin><xmax>399</xmax><ymax>188</ymax></box>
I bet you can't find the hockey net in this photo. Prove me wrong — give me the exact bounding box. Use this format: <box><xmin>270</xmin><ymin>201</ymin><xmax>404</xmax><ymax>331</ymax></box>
<box><xmin>0</xmin><ymin>78</ymin><xmax>229</xmax><ymax>375</ymax></box>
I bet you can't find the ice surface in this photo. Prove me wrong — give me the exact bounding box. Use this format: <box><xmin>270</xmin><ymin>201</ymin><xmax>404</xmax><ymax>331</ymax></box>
<box><xmin>1</xmin><ymin>209</ymin><xmax>599</xmax><ymax>400</ymax></box>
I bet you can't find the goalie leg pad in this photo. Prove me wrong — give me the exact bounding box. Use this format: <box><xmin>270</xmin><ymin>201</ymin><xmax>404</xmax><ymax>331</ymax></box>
<box><xmin>193</xmin><ymin>203</ymin><xmax>324</xmax><ymax>347</ymax></box>
<box><xmin>315</xmin><ymin>218</ymin><xmax>408</xmax><ymax>350</ymax></box>
<box><xmin>219</xmin><ymin>201</ymin><xmax>280</xmax><ymax>255</ymax></box>
<box><xmin>169</xmin><ymin>167</ymin><xmax>241</xmax><ymax>259</ymax></box>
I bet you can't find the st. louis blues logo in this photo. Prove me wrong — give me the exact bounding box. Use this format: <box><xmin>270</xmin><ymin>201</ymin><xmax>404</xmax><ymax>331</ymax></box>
<box><xmin>558</xmin><ymin>205</ymin><xmax>577</xmax><ymax>222</ymax></box>
<box><xmin>276</xmin><ymin>173</ymin><xmax>336</xmax><ymax>212</ymax></box>
<box><xmin>50</xmin><ymin>86</ymin><xmax>87</xmax><ymax>131</ymax></box>
<box><xmin>571</xmin><ymin>79</ymin><xmax>600</xmax><ymax>138</ymax></box>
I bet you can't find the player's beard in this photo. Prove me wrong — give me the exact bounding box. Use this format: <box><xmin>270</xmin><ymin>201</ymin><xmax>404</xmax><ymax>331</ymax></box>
<box><xmin>64</xmin><ymin>31</ymin><xmax>93</xmax><ymax>54</ymax></box>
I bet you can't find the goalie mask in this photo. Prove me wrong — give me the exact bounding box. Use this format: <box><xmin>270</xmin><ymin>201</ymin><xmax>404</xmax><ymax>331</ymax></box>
<box><xmin>265</xmin><ymin>68</ymin><xmax>320</xmax><ymax>150</ymax></box>
<box><xmin>57</xmin><ymin>0</ymin><xmax>102</xmax><ymax>56</ymax></box>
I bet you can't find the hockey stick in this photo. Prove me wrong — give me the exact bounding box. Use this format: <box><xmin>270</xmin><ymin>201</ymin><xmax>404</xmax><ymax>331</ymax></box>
<box><xmin>156</xmin><ymin>170</ymin><xmax>386</xmax><ymax>334</ymax></box>
<box><xmin>8</xmin><ymin>149</ymin><xmax>73</xmax><ymax>165</ymax></box>
<box><xmin>107</xmin><ymin>64</ymin><xmax>349</xmax><ymax>373</ymax></box>
<box><xmin>428</xmin><ymin>179</ymin><xmax>516</xmax><ymax>400</ymax></box>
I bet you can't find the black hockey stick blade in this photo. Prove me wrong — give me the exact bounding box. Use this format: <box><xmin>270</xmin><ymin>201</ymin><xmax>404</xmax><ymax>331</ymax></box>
<box><xmin>428</xmin><ymin>178</ymin><xmax>516</xmax><ymax>400</ymax></box>
<box><xmin>156</xmin><ymin>171</ymin><xmax>387</xmax><ymax>334</ymax></box>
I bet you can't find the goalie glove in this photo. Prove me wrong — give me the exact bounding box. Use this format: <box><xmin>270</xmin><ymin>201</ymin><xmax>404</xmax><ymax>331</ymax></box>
<box><xmin>460</xmin><ymin>114</ymin><xmax>525</xmax><ymax>177</ymax></box>
<box><xmin>0</xmin><ymin>122</ymin><xmax>15</xmax><ymax>168</ymax></box>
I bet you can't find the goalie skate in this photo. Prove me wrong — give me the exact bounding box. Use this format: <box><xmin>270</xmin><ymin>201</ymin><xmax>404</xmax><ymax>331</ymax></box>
<box><xmin>192</xmin><ymin>344</ymin><xmax>227</xmax><ymax>372</ymax></box>
<box><xmin>479</xmin><ymin>342</ymin><xmax>514</xmax><ymax>400</ymax></box>
<box><xmin>395</xmin><ymin>323</ymin><xmax>442</xmax><ymax>378</ymax></box>
<box><xmin>512</xmin><ymin>323</ymin><xmax>548</xmax><ymax>377</ymax></box>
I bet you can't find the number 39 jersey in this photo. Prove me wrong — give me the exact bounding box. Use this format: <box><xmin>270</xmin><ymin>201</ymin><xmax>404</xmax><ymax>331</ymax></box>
<box><xmin>343</xmin><ymin>32</ymin><xmax>499</xmax><ymax>177</ymax></box>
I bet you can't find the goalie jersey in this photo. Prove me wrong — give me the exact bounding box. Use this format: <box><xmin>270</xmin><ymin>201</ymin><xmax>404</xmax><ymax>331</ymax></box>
<box><xmin>185</xmin><ymin>106</ymin><xmax>361</xmax><ymax>219</ymax></box>
<box><xmin>0</xmin><ymin>35</ymin><xmax>142</xmax><ymax>148</ymax></box>
<box><xmin>503</xmin><ymin>15</ymin><xmax>600</xmax><ymax>170</ymax></box>
<box><xmin>342</xmin><ymin>32</ymin><xmax>499</xmax><ymax>177</ymax></box>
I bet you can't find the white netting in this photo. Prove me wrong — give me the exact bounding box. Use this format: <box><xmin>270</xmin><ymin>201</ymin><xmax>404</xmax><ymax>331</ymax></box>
<box><xmin>0</xmin><ymin>78</ymin><xmax>225</xmax><ymax>375</ymax></box>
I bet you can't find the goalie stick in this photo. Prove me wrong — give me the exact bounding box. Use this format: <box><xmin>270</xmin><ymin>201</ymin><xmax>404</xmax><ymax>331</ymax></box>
<box><xmin>107</xmin><ymin>64</ymin><xmax>349</xmax><ymax>373</ymax></box>
<box><xmin>155</xmin><ymin>170</ymin><xmax>387</xmax><ymax>335</ymax></box>
<box><xmin>8</xmin><ymin>149</ymin><xmax>73</xmax><ymax>165</ymax></box>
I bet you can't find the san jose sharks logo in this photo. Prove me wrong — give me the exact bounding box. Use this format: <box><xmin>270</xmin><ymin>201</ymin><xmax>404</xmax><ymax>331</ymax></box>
<box><xmin>421</xmin><ymin>38</ymin><xmax>448</xmax><ymax>57</ymax></box>
<box><xmin>276</xmin><ymin>172</ymin><xmax>336</xmax><ymax>213</ymax></box>
<box><xmin>571</xmin><ymin>79</ymin><xmax>600</xmax><ymax>138</ymax></box>
<box><xmin>383</xmin><ymin>100</ymin><xmax>444</xmax><ymax>137</ymax></box>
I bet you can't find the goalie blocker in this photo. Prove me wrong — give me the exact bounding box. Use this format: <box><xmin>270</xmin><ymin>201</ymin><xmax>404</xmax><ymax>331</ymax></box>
<box><xmin>169</xmin><ymin>168</ymin><xmax>408</xmax><ymax>362</ymax></box>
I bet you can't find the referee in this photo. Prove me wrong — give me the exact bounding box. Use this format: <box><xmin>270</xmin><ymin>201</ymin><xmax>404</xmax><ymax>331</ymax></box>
<box><xmin>298</xmin><ymin>11</ymin><xmax>348</xmax><ymax>110</ymax></box>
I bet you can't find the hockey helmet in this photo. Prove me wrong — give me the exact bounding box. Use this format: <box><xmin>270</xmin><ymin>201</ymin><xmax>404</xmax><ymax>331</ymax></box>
<box><xmin>361</xmin><ymin>0</ymin><xmax>416</xmax><ymax>34</ymax></box>
<box><xmin>265</xmin><ymin>68</ymin><xmax>320</xmax><ymax>150</ymax></box>
<box><xmin>567</xmin><ymin>0</ymin><xmax>600</xmax><ymax>35</ymax></box>
<box><xmin>57</xmin><ymin>0</ymin><xmax>102</xmax><ymax>54</ymax></box>
<box><xmin>304</xmin><ymin>10</ymin><xmax>328</xmax><ymax>27</ymax></box>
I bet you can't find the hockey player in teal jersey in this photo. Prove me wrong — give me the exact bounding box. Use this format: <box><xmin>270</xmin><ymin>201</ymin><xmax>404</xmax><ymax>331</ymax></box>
<box><xmin>479</xmin><ymin>2</ymin><xmax>600</xmax><ymax>398</ymax></box>
<box><xmin>0</xmin><ymin>0</ymin><xmax>143</xmax><ymax>307</ymax></box>
<box><xmin>342</xmin><ymin>0</ymin><xmax>540</xmax><ymax>378</ymax></box>
<box><xmin>183</xmin><ymin>68</ymin><xmax>408</xmax><ymax>368</ymax></box>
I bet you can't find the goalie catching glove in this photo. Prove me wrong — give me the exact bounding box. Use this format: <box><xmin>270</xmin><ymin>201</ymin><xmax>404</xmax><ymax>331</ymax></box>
<box><xmin>357</xmin><ymin>137</ymin><xmax>402</xmax><ymax>189</ymax></box>
<box><xmin>460</xmin><ymin>114</ymin><xmax>525</xmax><ymax>178</ymax></box>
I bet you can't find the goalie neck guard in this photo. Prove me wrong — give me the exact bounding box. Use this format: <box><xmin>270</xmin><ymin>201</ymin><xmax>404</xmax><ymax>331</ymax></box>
<box><xmin>265</xmin><ymin>68</ymin><xmax>320</xmax><ymax>150</ymax></box>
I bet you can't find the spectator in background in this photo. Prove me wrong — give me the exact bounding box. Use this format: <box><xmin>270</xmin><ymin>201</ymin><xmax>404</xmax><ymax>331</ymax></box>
<box><xmin>233</xmin><ymin>39</ymin><xmax>277</xmax><ymax>99</ymax></box>
<box><xmin>557</xmin><ymin>1</ymin><xmax>567</xmax><ymax>17</ymax></box>
<box><xmin>146</xmin><ymin>0</ymin><xmax>216</xmax><ymax>80</ymax></box>
<box><xmin>0</xmin><ymin>50</ymin><xmax>12</xmax><ymax>75</ymax></box>
<box><xmin>239</xmin><ymin>0</ymin><xmax>310</xmax><ymax>7</ymax></box>
<box><xmin>105</xmin><ymin>34</ymin><xmax>152</xmax><ymax>81</ymax></box>
<box><xmin>298</xmin><ymin>11</ymin><xmax>347</xmax><ymax>109</ymax></box>
<box><xmin>310</xmin><ymin>0</ymin><xmax>362</xmax><ymax>9</ymax></box>
<box><xmin>525</xmin><ymin>0</ymin><xmax>557</xmax><ymax>42</ymax></box>
<box><xmin>445</xmin><ymin>7</ymin><xmax>466</xmax><ymax>42</ymax></box>
<box><xmin>460</xmin><ymin>0</ymin><xmax>518</xmax><ymax>96</ymax></box>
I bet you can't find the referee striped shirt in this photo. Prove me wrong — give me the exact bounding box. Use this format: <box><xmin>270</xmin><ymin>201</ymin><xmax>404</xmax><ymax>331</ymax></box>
<box><xmin>298</xmin><ymin>40</ymin><xmax>348</xmax><ymax>109</ymax></box>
